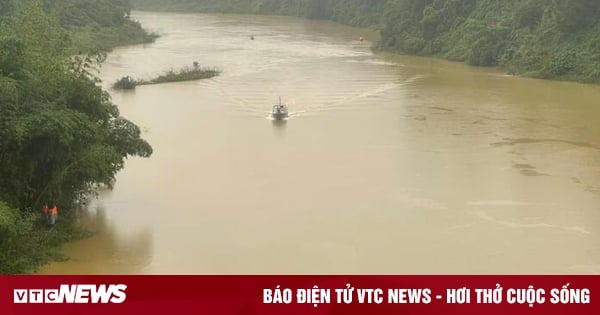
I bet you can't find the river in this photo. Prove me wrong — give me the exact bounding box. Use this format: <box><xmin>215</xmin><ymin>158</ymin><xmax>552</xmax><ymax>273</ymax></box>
<box><xmin>38</xmin><ymin>11</ymin><xmax>600</xmax><ymax>274</ymax></box>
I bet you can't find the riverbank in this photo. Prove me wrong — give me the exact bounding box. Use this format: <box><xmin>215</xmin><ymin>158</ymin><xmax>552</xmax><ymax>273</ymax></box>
<box><xmin>68</xmin><ymin>20</ymin><xmax>159</xmax><ymax>54</ymax></box>
<box><xmin>131</xmin><ymin>0</ymin><xmax>600</xmax><ymax>85</ymax></box>
<box><xmin>0</xmin><ymin>0</ymin><xmax>154</xmax><ymax>274</ymax></box>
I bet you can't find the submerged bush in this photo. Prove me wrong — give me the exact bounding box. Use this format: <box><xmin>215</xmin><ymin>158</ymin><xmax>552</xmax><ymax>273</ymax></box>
<box><xmin>147</xmin><ymin>66</ymin><xmax>220</xmax><ymax>84</ymax></box>
<box><xmin>113</xmin><ymin>64</ymin><xmax>221</xmax><ymax>89</ymax></box>
<box><xmin>113</xmin><ymin>75</ymin><xmax>138</xmax><ymax>89</ymax></box>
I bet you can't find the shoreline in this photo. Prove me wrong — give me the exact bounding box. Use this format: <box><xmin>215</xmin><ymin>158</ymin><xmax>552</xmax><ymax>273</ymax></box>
<box><xmin>131</xmin><ymin>8</ymin><xmax>600</xmax><ymax>87</ymax></box>
<box><xmin>20</xmin><ymin>29</ymin><xmax>159</xmax><ymax>277</ymax></box>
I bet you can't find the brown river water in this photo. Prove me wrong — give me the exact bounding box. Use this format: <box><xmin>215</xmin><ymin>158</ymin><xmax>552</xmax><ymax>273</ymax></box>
<box><xmin>39</xmin><ymin>11</ymin><xmax>600</xmax><ymax>274</ymax></box>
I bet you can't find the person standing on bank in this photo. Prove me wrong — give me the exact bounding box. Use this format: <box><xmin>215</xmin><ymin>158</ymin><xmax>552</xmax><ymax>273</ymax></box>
<box><xmin>41</xmin><ymin>203</ymin><xmax>49</xmax><ymax>223</ymax></box>
<box><xmin>48</xmin><ymin>204</ymin><xmax>58</xmax><ymax>225</ymax></box>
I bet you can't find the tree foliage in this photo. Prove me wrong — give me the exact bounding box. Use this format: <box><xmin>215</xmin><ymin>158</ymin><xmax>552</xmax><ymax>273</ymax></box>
<box><xmin>0</xmin><ymin>0</ymin><xmax>152</xmax><ymax>274</ymax></box>
<box><xmin>379</xmin><ymin>0</ymin><xmax>600</xmax><ymax>82</ymax></box>
<box><xmin>131</xmin><ymin>0</ymin><xmax>389</xmax><ymax>27</ymax></box>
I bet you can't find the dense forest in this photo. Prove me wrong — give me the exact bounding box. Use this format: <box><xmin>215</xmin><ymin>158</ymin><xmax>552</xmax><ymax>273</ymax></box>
<box><xmin>131</xmin><ymin>0</ymin><xmax>390</xmax><ymax>27</ymax></box>
<box><xmin>132</xmin><ymin>0</ymin><xmax>600</xmax><ymax>83</ymax></box>
<box><xmin>0</xmin><ymin>0</ymin><xmax>153</xmax><ymax>274</ymax></box>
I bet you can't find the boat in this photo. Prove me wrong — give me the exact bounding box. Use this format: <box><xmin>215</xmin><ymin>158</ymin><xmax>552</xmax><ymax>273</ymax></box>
<box><xmin>271</xmin><ymin>96</ymin><xmax>289</xmax><ymax>120</ymax></box>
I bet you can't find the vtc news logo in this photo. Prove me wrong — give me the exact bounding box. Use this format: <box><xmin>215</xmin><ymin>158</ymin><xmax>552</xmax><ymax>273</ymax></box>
<box><xmin>13</xmin><ymin>284</ymin><xmax>127</xmax><ymax>304</ymax></box>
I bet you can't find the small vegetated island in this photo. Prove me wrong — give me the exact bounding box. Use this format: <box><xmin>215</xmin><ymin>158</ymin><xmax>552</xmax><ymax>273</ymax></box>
<box><xmin>113</xmin><ymin>63</ymin><xmax>221</xmax><ymax>90</ymax></box>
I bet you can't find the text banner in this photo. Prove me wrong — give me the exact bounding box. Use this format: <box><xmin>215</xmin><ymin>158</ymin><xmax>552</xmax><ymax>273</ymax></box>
<box><xmin>1</xmin><ymin>276</ymin><xmax>599</xmax><ymax>315</ymax></box>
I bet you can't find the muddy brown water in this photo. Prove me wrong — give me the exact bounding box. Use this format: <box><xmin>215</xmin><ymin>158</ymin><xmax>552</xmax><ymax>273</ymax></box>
<box><xmin>38</xmin><ymin>12</ymin><xmax>600</xmax><ymax>274</ymax></box>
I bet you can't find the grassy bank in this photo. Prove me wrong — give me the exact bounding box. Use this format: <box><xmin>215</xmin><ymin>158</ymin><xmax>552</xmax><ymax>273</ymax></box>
<box><xmin>131</xmin><ymin>0</ymin><xmax>600</xmax><ymax>84</ymax></box>
<box><xmin>0</xmin><ymin>203</ymin><xmax>90</xmax><ymax>274</ymax></box>
<box><xmin>113</xmin><ymin>65</ymin><xmax>221</xmax><ymax>90</ymax></box>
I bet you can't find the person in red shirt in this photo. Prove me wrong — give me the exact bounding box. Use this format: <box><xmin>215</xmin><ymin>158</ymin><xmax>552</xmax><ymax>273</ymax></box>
<box><xmin>41</xmin><ymin>203</ymin><xmax>49</xmax><ymax>223</ymax></box>
<box><xmin>48</xmin><ymin>204</ymin><xmax>58</xmax><ymax>225</ymax></box>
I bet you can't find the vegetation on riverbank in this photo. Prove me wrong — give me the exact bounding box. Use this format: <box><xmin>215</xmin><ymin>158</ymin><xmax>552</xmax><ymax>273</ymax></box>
<box><xmin>131</xmin><ymin>0</ymin><xmax>387</xmax><ymax>27</ymax></box>
<box><xmin>132</xmin><ymin>0</ymin><xmax>600</xmax><ymax>84</ymax></box>
<box><xmin>0</xmin><ymin>0</ymin><xmax>153</xmax><ymax>274</ymax></box>
<box><xmin>0</xmin><ymin>202</ymin><xmax>91</xmax><ymax>273</ymax></box>
<box><xmin>67</xmin><ymin>20</ymin><xmax>158</xmax><ymax>54</ymax></box>
<box><xmin>113</xmin><ymin>65</ymin><xmax>220</xmax><ymax>90</ymax></box>
<box><xmin>48</xmin><ymin>0</ymin><xmax>158</xmax><ymax>52</ymax></box>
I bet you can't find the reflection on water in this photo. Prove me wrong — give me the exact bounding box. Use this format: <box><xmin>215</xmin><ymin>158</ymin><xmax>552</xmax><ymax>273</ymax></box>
<box><xmin>38</xmin><ymin>191</ymin><xmax>153</xmax><ymax>274</ymax></box>
<box><xmin>39</xmin><ymin>11</ymin><xmax>600</xmax><ymax>274</ymax></box>
<box><xmin>271</xmin><ymin>119</ymin><xmax>287</xmax><ymax>133</ymax></box>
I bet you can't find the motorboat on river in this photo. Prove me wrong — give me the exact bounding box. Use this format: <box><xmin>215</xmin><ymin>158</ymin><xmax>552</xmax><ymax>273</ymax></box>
<box><xmin>271</xmin><ymin>96</ymin><xmax>289</xmax><ymax>120</ymax></box>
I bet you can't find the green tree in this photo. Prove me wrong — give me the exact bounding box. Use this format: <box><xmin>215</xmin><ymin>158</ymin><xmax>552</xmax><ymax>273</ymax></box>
<box><xmin>0</xmin><ymin>0</ymin><xmax>153</xmax><ymax>274</ymax></box>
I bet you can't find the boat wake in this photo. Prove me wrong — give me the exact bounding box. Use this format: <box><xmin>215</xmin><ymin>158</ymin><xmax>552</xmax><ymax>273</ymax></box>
<box><xmin>265</xmin><ymin>110</ymin><xmax>305</xmax><ymax>120</ymax></box>
<box><xmin>208</xmin><ymin>73</ymin><xmax>423</xmax><ymax>121</ymax></box>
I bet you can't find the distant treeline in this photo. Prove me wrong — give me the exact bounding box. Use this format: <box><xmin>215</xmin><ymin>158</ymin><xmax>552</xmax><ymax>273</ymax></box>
<box><xmin>131</xmin><ymin>0</ymin><xmax>389</xmax><ymax>27</ymax></box>
<box><xmin>132</xmin><ymin>0</ymin><xmax>600</xmax><ymax>83</ymax></box>
<box><xmin>2</xmin><ymin>0</ymin><xmax>157</xmax><ymax>53</ymax></box>
<box><xmin>0</xmin><ymin>0</ymin><xmax>153</xmax><ymax>273</ymax></box>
